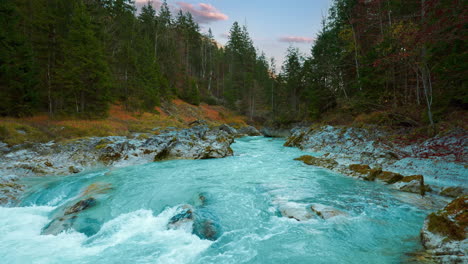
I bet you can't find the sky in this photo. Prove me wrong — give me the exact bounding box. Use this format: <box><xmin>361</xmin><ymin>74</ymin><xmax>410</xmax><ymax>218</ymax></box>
<box><xmin>135</xmin><ymin>0</ymin><xmax>332</xmax><ymax>71</ymax></box>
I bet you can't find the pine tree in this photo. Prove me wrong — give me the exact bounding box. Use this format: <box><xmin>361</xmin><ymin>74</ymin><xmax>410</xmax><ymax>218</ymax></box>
<box><xmin>0</xmin><ymin>0</ymin><xmax>38</xmax><ymax>117</ymax></box>
<box><xmin>56</xmin><ymin>0</ymin><xmax>111</xmax><ymax>118</ymax></box>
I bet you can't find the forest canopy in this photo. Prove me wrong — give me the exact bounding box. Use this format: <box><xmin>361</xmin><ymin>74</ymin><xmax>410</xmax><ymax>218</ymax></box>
<box><xmin>0</xmin><ymin>0</ymin><xmax>466</xmax><ymax>128</ymax></box>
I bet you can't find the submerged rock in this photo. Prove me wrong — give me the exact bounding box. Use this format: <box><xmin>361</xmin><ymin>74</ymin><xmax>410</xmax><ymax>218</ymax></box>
<box><xmin>420</xmin><ymin>195</ymin><xmax>468</xmax><ymax>263</ymax></box>
<box><xmin>64</xmin><ymin>198</ymin><xmax>97</xmax><ymax>215</ymax></box>
<box><xmin>167</xmin><ymin>198</ymin><xmax>222</xmax><ymax>241</ymax></box>
<box><xmin>168</xmin><ymin>205</ymin><xmax>195</xmax><ymax>229</ymax></box>
<box><xmin>310</xmin><ymin>204</ymin><xmax>347</xmax><ymax>219</ymax></box>
<box><xmin>276</xmin><ymin>201</ymin><xmax>314</xmax><ymax>221</ymax></box>
<box><xmin>41</xmin><ymin>182</ymin><xmax>112</xmax><ymax>236</ymax></box>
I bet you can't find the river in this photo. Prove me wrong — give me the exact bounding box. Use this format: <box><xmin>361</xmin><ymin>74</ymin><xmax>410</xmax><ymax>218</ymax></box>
<box><xmin>0</xmin><ymin>137</ymin><xmax>429</xmax><ymax>263</ymax></box>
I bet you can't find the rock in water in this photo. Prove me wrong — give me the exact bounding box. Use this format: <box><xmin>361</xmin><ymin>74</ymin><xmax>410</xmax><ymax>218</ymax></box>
<box><xmin>237</xmin><ymin>126</ymin><xmax>261</xmax><ymax>136</ymax></box>
<box><xmin>168</xmin><ymin>205</ymin><xmax>195</xmax><ymax>229</ymax></box>
<box><xmin>420</xmin><ymin>195</ymin><xmax>468</xmax><ymax>264</ymax></box>
<box><xmin>310</xmin><ymin>204</ymin><xmax>347</xmax><ymax>220</ymax></box>
<box><xmin>440</xmin><ymin>187</ymin><xmax>467</xmax><ymax>198</ymax></box>
<box><xmin>41</xmin><ymin>183</ymin><xmax>111</xmax><ymax>236</ymax></box>
<box><xmin>64</xmin><ymin>198</ymin><xmax>97</xmax><ymax>215</ymax></box>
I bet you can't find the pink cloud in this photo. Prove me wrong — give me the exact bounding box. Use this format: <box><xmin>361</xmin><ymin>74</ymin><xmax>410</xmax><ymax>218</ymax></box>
<box><xmin>176</xmin><ymin>2</ymin><xmax>228</xmax><ymax>23</ymax></box>
<box><xmin>278</xmin><ymin>36</ymin><xmax>315</xmax><ymax>44</ymax></box>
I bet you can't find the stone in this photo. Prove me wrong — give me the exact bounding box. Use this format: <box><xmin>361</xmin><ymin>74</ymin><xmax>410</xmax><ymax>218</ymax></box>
<box><xmin>349</xmin><ymin>164</ymin><xmax>371</xmax><ymax>174</ymax></box>
<box><xmin>218</xmin><ymin>124</ymin><xmax>237</xmax><ymax>135</ymax></box>
<box><xmin>64</xmin><ymin>197</ymin><xmax>97</xmax><ymax>215</ymax></box>
<box><xmin>294</xmin><ymin>155</ymin><xmax>338</xmax><ymax>169</ymax></box>
<box><xmin>376</xmin><ymin>171</ymin><xmax>404</xmax><ymax>184</ymax></box>
<box><xmin>440</xmin><ymin>187</ymin><xmax>467</xmax><ymax>198</ymax></box>
<box><xmin>237</xmin><ymin>126</ymin><xmax>261</xmax><ymax>136</ymax></box>
<box><xmin>396</xmin><ymin>175</ymin><xmax>427</xmax><ymax>196</ymax></box>
<box><xmin>68</xmin><ymin>166</ymin><xmax>81</xmax><ymax>174</ymax></box>
<box><xmin>364</xmin><ymin>168</ymin><xmax>382</xmax><ymax>181</ymax></box>
<box><xmin>420</xmin><ymin>195</ymin><xmax>468</xmax><ymax>263</ymax></box>
<box><xmin>310</xmin><ymin>204</ymin><xmax>347</xmax><ymax>219</ymax></box>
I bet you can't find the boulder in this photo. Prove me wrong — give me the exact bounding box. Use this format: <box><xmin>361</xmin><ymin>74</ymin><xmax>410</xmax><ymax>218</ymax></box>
<box><xmin>440</xmin><ymin>187</ymin><xmax>467</xmax><ymax>198</ymax></box>
<box><xmin>260</xmin><ymin>127</ymin><xmax>291</xmax><ymax>138</ymax></box>
<box><xmin>310</xmin><ymin>204</ymin><xmax>347</xmax><ymax>219</ymax></box>
<box><xmin>168</xmin><ymin>205</ymin><xmax>195</xmax><ymax>229</ymax></box>
<box><xmin>41</xmin><ymin>182</ymin><xmax>112</xmax><ymax>236</ymax></box>
<box><xmin>218</xmin><ymin>124</ymin><xmax>237</xmax><ymax>135</ymax></box>
<box><xmin>364</xmin><ymin>168</ymin><xmax>383</xmax><ymax>181</ymax></box>
<box><xmin>420</xmin><ymin>195</ymin><xmax>468</xmax><ymax>263</ymax></box>
<box><xmin>168</xmin><ymin>204</ymin><xmax>222</xmax><ymax>241</ymax></box>
<box><xmin>376</xmin><ymin>171</ymin><xmax>404</xmax><ymax>184</ymax></box>
<box><xmin>277</xmin><ymin>202</ymin><xmax>314</xmax><ymax>221</ymax></box>
<box><xmin>284</xmin><ymin>131</ymin><xmax>306</xmax><ymax>147</ymax></box>
<box><xmin>294</xmin><ymin>155</ymin><xmax>338</xmax><ymax>170</ymax></box>
<box><xmin>395</xmin><ymin>175</ymin><xmax>427</xmax><ymax>196</ymax></box>
<box><xmin>237</xmin><ymin>126</ymin><xmax>261</xmax><ymax>136</ymax></box>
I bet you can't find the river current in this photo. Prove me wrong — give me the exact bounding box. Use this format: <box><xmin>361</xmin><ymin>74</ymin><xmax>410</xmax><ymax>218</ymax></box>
<box><xmin>0</xmin><ymin>137</ymin><xmax>429</xmax><ymax>263</ymax></box>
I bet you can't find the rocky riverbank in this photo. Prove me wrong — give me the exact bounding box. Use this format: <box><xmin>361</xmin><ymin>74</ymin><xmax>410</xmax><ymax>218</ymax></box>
<box><xmin>284</xmin><ymin>124</ymin><xmax>467</xmax><ymax>263</ymax></box>
<box><xmin>0</xmin><ymin>124</ymin><xmax>259</xmax><ymax>206</ymax></box>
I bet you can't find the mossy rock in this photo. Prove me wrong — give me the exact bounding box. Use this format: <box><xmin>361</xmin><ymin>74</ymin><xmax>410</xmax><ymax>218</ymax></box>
<box><xmin>154</xmin><ymin>148</ymin><xmax>171</xmax><ymax>161</ymax></box>
<box><xmin>69</xmin><ymin>166</ymin><xmax>81</xmax><ymax>174</ymax></box>
<box><xmin>98</xmin><ymin>152</ymin><xmax>122</xmax><ymax>164</ymax></box>
<box><xmin>399</xmin><ymin>175</ymin><xmax>423</xmax><ymax>183</ymax></box>
<box><xmin>440</xmin><ymin>187</ymin><xmax>467</xmax><ymax>198</ymax></box>
<box><xmin>398</xmin><ymin>175</ymin><xmax>427</xmax><ymax>196</ymax></box>
<box><xmin>294</xmin><ymin>155</ymin><xmax>338</xmax><ymax>169</ymax></box>
<box><xmin>284</xmin><ymin>132</ymin><xmax>305</xmax><ymax>147</ymax></box>
<box><xmin>94</xmin><ymin>138</ymin><xmax>112</xmax><ymax>150</ymax></box>
<box><xmin>349</xmin><ymin>164</ymin><xmax>371</xmax><ymax>174</ymax></box>
<box><xmin>376</xmin><ymin>171</ymin><xmax>404</xmax><ymax>184</ymax></box>
<box><xmin>364</xmin><ymin>168</ymin><xmax>382</xmax><ymax>181</ymax></box>
<box><xmin>427</xmin><ymin>195</ymin><xmax>467</xmax><ymax>241</ymax></box>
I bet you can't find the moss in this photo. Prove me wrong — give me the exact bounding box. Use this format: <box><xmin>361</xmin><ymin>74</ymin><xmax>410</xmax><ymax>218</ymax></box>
<box><xmin>349</xmin><ymin>164</ymin><xmax>371</xmax><ymax>174</ymax></box>
<box><xmin>376</xmin><ymin>171</ymin><xmax>404</xmax><ymax>184</ymax></box>
<box><xmin>364</xmin><ymin>168</ymin><xmax>382</xmax><ymax>181</ymax></box>
<box><xmin>154</xmin><ymin>148</ymin><xmax>171</xmax><ymax>161</ymax></box>
<box><xmin>427</xmin><ymin>196</ymin><xmax>467</xmax><ymax>241</ymax></box>
<box><xmin>98</xmin><ymin>152</ymin><xmax>122</xmax><ymax>164</ymax></box>
<box><xmin>440</xmin><ymin>187</ymin><xmax>466</xmax><ymax>198</ymax></box>
<box><xmin>399</xmin><ymin>175</ymin><xmax>423</xmax><ymax>183</ymax></box>
<box><xmin>142</xmin><ymin>149</ymin><xmax>153</xmax><ymax>155</ymax></box>
<box><xmin>427</xmin><ymin>213</ymin><xmax>465</xmax><ymax>241</ymax></box>
<box><xmin>284</xmin><ymin>132</ymin><xmax>305</xmax><ymax>147</ymax></box>
<box><xmin>136</xmin><ymin>133</ymin><xmax>149</xmax><ymax>140</ymax></box>
<box><xmin>82</xmin><ymin>183</ymin><xmax>112</xmax><ymax>196</ymax></box>
<box><xmin>294</xmin><ymin>155</ymin><xmax>338</xmax><ymax>169</ymax></box>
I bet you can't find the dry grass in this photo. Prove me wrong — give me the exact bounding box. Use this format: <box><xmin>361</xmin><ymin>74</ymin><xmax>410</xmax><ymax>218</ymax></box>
<box><xmin>0</xmin><ymin>101</ymin><xmax>246</xmax><ymax>146</ymax></box>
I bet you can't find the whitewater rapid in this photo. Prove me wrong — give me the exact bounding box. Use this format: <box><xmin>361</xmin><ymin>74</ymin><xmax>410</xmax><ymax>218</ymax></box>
<box><xmin>0</xmin><ymin>137</ymin><xmax>430</xmax><ymax>263</ymax></box>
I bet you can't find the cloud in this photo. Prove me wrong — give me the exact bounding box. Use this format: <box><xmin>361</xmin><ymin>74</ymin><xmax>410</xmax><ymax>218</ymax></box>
<box><xmin>278</xmin><ymin>36</ymin><xmax>315</xmax><ymax>44</ymax></box>
<box><xmin>176</xmin><ymin>2</ymin><xmax>228</xmax><ymax>24</ymax></box>
<box><xmin>135</xmin><ymin>0</ymin><xmax>162</xmax><ymax>11</ymax></box>
<box><xmin>220</xmin><ymin>32</ymin><xmax>230</xmax><ymax>39</ymax></box>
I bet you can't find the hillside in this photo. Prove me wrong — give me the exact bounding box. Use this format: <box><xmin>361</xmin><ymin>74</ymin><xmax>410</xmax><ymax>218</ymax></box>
<box><xmin>0</xmin><ymin>99</ymin><xmax>247</xmax><ymax>146</ymax></box>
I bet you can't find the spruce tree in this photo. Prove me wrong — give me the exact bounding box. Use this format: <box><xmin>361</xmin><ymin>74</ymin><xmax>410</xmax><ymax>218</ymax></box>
<box><xmin>57</xmin><ymin>0</ymin><xmax>111</xmax><ymax>118</ymax></box>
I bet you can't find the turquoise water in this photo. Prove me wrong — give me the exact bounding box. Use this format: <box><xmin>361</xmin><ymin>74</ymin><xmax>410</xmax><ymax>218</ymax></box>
<box><xmin>0</xmin><ymin>137</ymin><xmax>428</xmax><ymax>264</ymax></box>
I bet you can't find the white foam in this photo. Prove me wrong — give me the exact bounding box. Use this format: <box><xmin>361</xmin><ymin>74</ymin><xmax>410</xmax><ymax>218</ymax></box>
<box><xmin>0</xmin><ymin>206</ymin><xmax>212</xmax><ymax>264</ymax></box>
